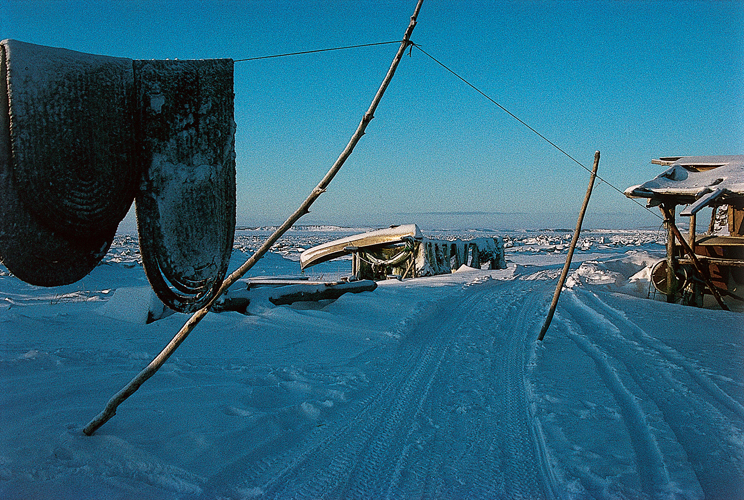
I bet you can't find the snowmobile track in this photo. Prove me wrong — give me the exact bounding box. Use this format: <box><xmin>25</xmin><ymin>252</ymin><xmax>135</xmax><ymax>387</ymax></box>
<box><xmin>215</xmin><ymin>278</ymin><xmax>558</xmax><ymax>499</ymax></box>
<box><xmin>561</xmin><ymin>289</ymin><xmax>744</xmax><ymax>499</ymax></box>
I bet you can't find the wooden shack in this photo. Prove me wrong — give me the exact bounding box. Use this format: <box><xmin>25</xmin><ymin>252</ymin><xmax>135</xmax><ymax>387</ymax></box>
<box><xmin>299</xmin><ymin>224</ymin><xmax>506</xmax><ymax>280</ymax></box>
<box><xmin>625</xmin><ymin>155</ymin><xmax>744</xmax><ymax>309</ymax></box>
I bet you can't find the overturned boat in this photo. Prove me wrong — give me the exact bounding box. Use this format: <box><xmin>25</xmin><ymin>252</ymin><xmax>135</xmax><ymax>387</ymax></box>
<box><xmin>300</xmin><ymin>224</ymin><xmax>506</xmax><ymax>280</ymax></box>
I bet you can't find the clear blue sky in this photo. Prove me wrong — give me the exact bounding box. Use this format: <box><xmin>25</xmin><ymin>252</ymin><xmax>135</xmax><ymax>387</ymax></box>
<box><xmin>4</xmin><ymin>1</ymin><xmax>743</xmax><ymax>230</ymax></box>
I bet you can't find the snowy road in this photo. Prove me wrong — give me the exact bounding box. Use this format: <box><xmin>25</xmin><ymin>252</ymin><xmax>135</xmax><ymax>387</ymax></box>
<box><xmin>1</xmin><ymin>228</ymin><xmax>743</xmax><ymax>499</ymax></box>
<box><xmin>197</xmin><ymin>268</ymin><xmax>744</xmax><ymax>500</ymax></box>
<box><xmin>180</xmin><ymin>274</ymin><xmax>547</xmax><ymax>499</ymax></box>
<box><xmin>212</xmin><ymin>277</ymin><xmax>553</xmax><ymax>499</ymax></box>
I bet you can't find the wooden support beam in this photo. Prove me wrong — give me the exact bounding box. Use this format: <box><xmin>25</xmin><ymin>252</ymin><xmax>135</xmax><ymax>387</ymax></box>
<box><xmin>678</xmin><ymin>257</ymin><xmax>744</xmax><ymax>267</ymax></box>
<box><xmin>663</xmin><ymin>204</ymin><xmax>678</xmax><ymax>303</ymax></box>
<box><xmin>660</xmin><ymin>205</ymin><xmax>730</xmax><ymax>311</ymax></box>
<box><xmin>689</xmin><ymin>213</ymin><xmax>696</xmax><ymax>249</ymax></box>
<box><xmin>708</xmin><ymin>205</ymin><xmax>718</xmax><ymax>234</ymax></box>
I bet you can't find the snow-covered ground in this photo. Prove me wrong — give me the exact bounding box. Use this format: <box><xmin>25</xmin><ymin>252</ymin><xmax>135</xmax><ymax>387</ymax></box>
<box><xmin>1</xmin><ymin>226</ymin><xmax>743</xmax><ymax>499</ymax></box>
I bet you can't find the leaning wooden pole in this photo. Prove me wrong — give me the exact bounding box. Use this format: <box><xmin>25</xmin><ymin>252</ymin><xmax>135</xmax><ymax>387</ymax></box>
<box><xmin>538</xmin><ymin>151</ymin><xmax>600</xmax><ymax>341</ymax></box>
<box><xmin>83</xmin><ymin>0</ymin><xmax>424</xmax><ymax>436</ymax></box>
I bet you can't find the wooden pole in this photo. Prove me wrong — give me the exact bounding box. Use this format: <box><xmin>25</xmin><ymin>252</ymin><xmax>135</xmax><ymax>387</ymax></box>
<box><xmin>708</xmin><ymin>205</ymin><xmax>717</xmax><ymax>234</ymax></box>
<box><xmin>663</xmin><ymin>204</ymin><xmax>678</xmax><ymax>303</ymax></box>
<box><xmin>538</xmin><ymin>151</ymin><xmax>600</xmax><ymax>341</ymax></box>
<box><xmin>688</xmin><ymin>213</ymin><xmax>696</xmax><ymax>248</ymax></box>
<box><xmin>83</xmin><ymin>0</ymin><xmax>425</xmax><ymax>436</ymax></box>
<box><xmin>660</xmin><ymin>205</ymin><xmax>729</xmax><ymax>311</ymax></box>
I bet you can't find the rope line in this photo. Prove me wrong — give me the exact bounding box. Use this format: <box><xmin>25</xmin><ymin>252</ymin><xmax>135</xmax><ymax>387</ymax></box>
<box><xmin>409</xmin><ymin>43</ymin><xmax>662</xmax><ymax>220</ymax></box>
<box><xmin>234</xmin><ymin>40</ymin><xmax>402</xmax><ymax>62</ymax></box>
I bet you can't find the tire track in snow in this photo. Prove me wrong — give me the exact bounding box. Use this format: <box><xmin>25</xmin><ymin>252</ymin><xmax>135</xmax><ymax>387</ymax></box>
<box><xmin>557</xmin><ymin>305</ymin><xmax>673</xmax><ymax>499</ymax></box>
<box><xmin>387</xmin><ymin>281</ymin><xmax>528</xmax><ymax>499</ymax></box>
<box><xmin>562</xmin><ymin>290</ymin><xmax>744</xmax><ymax>499</ymax></box>
<box><xmin>379</xmin><ymin>278</ymin><xmax>558</xmax><ymax>499</ymax></box>
<box><xmin>498</xmin><ymin>281</ymin><xmax>558</xmax><ymax>500</ymax></box>
<box><xmin>212</xmin><ymin>277</ymin><xmax>558</xmax><ymax>499</ymax></box>
<box><xmin>576</xmin><ymin>289</ymin><xmax>744</xmax><ymax>421</ymax></box>
<box><xmin>254</xmin><ymin>287</ymin><xmax>483</xmax><ymax>499</ymax></box>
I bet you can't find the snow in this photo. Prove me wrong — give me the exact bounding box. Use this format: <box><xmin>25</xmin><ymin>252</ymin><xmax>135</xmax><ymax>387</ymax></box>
<box><xmin>1</xmin><ymin>226</ymin><xmax>743</xmax><ymax>499</ymax></box>
<box><xmin>625</xmin><ymin>155</ymin><xmax>744</xmax><ymax>198</ymax></box>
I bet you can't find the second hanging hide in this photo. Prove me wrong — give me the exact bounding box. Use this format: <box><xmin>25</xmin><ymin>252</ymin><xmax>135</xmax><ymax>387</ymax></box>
<box><xmin>134</xmin><ymin>59</ymin><xmax>236</xmax><ymax>313</ymax></box>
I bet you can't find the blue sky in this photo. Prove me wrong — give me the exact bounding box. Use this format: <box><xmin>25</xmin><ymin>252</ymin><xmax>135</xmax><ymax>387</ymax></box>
<box><xmin>4</xmin><ymin>1</ymin><xmax>743</xmax><ymax>230</ymax></box>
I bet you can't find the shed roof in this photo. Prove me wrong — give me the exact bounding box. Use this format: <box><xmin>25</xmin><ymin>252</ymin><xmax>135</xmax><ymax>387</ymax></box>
<box><xmin>624</xmin><ymin>155</ymin><xmax>744</xmax><ymax>212</ymax></box>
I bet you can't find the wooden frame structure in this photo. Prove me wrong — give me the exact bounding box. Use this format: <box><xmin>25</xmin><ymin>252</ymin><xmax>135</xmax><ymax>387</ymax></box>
<box><xmin>625</xmin><ymin>155</ymin><xmax>744</xmax><ymax>309</ymax></box>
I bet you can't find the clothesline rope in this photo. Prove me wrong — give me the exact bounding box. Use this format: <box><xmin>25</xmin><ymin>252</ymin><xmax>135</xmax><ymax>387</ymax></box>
<box><xmin>408</xmin><ymin>43</ymin><xmax>663</xmax><ymax>220</ymax></box>
<box><xmin>234</xmin><ymin>40</ymin><xmax>402</xmax><ymax>62</ymax></box>
<box><xmin>235</xmin><ymin>38</ymin><xmax>663</xmax><ymax>220</ymax></box>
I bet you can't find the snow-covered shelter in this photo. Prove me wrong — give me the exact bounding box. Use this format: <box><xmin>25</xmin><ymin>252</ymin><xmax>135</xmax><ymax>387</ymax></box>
<box><xmin>300</xmin><ymin>224</ymin><xmax>506</xmax><ymax>280</ymax></box>
<box><xmin>625</xmin><ymin>155</ymin><xmax>744</xmax><ymax>308</ymax></box>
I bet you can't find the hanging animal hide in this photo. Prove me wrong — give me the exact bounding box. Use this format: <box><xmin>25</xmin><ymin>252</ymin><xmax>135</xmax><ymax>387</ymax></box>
<box><xmin>0</xmin><ymin>39</ymin><xmax>137</xmax><ymax>286</ymax></box>
<box><xmin>134</xmin><ymin>59</ymin><xmax>236</xmax><ymax>313</ymax></box>
<box><xmin>0</xmin><ymin>40</ymin><xmax>237</xmax><ymax>313</ymax></box>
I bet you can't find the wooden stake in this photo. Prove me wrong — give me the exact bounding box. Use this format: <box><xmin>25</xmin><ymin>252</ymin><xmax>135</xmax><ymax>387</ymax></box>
<box><xmin>538</xmin><ymin>151</ymin><xmax>600</xmax><ymax>341</ymax></box>
<box><xmin>83</xmin><ymin>0</ymin><xmax>425</xmax><ymax>436</ymax></box>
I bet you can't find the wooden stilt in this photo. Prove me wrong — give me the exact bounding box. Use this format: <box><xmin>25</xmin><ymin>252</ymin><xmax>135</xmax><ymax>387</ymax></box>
<box><xmin>688</xmin><ymin>213</ymin><xmax>696</xmax><ymax>248</ymax></box>
<box><xmin>708</xmin><ymin>205</ymin><xmax>717</xmax><ymax>234</ymax></box>
<box><xmin>660</xmin><ymin>205</ymin><xmax>729</xmax><ymax>311</ymax></box>
<box><xmin>687</xmin><ymin>213</ymin><xmax>702</xmax><ymax>306</ymax></box>
<box><xmin>83</xmin><ymin>0</ymin><xmax>425</xmax><ymax>436</ymax></box>
<box><xmin>663</xmin><ymin>204</ymin><xmax>678</xmax><ymax>303</ymax></box>
<box><xmin>538</xmin><ymin>151</ymin><xmax>600</xmax><ymax>341</ymax></box>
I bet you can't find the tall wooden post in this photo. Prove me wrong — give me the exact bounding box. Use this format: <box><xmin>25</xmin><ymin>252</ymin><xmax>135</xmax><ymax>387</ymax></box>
<box><xmin>708</xmin><ymin>206</ymin><xmax>717</xmax><ymax>234</ymax></box>
<box><xmin>538</xmin><ymin>151</ymin><xmax>600</xmax><ymax>341</ymax></box>
<box><xmin>688</xmin><ymin>213</ymin><xmax>696</xmax><ymax>248</ymax></box>
<box><xmin>688</xmin><ymin>213</ymin><xmax>702</xmax><ymax>305</ymax></box>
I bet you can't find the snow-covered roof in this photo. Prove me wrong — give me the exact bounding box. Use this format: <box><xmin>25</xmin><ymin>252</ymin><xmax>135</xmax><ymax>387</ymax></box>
<box><xmin>624</xmin><ymin>155</ymin><xmax>744</xmax><ymax>213</ymax></box>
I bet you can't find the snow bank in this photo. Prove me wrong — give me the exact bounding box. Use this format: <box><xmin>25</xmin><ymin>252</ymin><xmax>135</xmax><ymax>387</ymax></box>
<box><xmin>97</xmin><ymin>287</ymin><xmax>171</xmax><ymax>324</ymax></box>
<box><xmin>566</xmin><ymin>250</ymin><xmax>661</xmax><ymax>298</ymax></box>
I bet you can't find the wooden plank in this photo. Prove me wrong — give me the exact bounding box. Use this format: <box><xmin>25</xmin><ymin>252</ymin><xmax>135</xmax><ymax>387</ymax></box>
<box><xmin>729</xmin><ymin>205</ymin><xmax>744</xmax><ymax>236</ymax></box>
<box><xmin>268</xmin><ymin>280</ymin><xmax>377</xmax><ymax>306</ymax></box>
<box><xmin>680</xmin><ymin>188</ymin><xmax>724</xmax><ymax>216</ymax></box>
<box><xmin>652</xmin><ymin>157</ymin><xmax>681</xmax><ymax>166</ymax></box>
<box><xmin>695</xmin><ymin>235</ymin><xmax>744</xmax><ymax>247</ymax></box>
<box><xmin>212</xmin><ymin>279</ymin><xmax>378</xmax><ymax>312</ymax></box>
<box><xmin>678</xmin><ymin>257</ymin><xmax>744</xmax><ymax>267</ymax></box>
